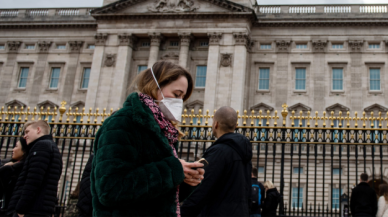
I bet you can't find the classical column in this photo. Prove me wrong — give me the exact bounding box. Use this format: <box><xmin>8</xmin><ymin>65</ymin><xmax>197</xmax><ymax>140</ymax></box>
<box><xmin>108</xmin><ymin>33</ymin><xmax>137</xmax><ymax>108</ymax></box>
<box><xmin>203</xmin><ymin>32</ymin><xmax>222</xmax><ymax>114</ymax></box>
<box><xmin>62</xmin><ymin>41</ymin><xmax>83</xmax><ymax>103</ymax></box>
<box><xmin>85</xmin><ymin>33</ymin><xmax>108</xmax><ymax>110</ymax></box>
<box><xmin>231</xmin><ymin>32</ymin><xmax>249</xmax><ymax>112</ymax></box>
<box><xmin>349</xmin><ymin>40</ymin><xmax>364</xmax><ymax>111</ymax></box>
<box><xmin>178</xmin><ymin>32</ymin><xmax>193</xmax><ymax>68</ymax></box>
<box><xmin>148</xmin><ymin>32</ymin><xmax>163</xmax><ymax>68</ymax></box>
<box><xmin>0</xmin><ymin>41</ymin><xmax>21</xmax><ymax>104</ymax></box>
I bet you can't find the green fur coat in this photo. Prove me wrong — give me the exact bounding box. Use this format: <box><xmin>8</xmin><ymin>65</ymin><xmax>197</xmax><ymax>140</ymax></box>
<box><xmin>91</xmin><ymin>92</ymin><xmax>190</xmax><ymax>216</ymax></box>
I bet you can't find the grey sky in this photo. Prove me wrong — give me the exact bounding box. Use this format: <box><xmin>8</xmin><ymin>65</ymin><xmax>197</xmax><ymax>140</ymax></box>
<box><xmin>1</xmin><ymin>0</ymin><xmax>387</xmax><ymax>9</ymax></box>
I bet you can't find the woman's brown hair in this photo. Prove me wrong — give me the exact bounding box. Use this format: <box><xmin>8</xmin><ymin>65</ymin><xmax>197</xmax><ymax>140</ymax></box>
<box><xmin>136</xmin><ymin>61</ymin><xmax>193</xmax><ymax>102</ymax></box>
<box><xmin>379</xmin><ymin>184</ymin><xmax>388</xmax><ymax>202</ymax></box>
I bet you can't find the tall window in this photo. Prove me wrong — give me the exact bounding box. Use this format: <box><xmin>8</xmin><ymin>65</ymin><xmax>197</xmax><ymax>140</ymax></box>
<box><xmin>295</xmin><ymin>68</ymin><xmax>306</xmax><ymax>90</ymax></box>
<box><xmin>292</xmin><ymin>187</ymin><xmax>303</xmax><ymax>208</ymax></box>
<box><xmin>260</xmin><ymin>44</ymin><xmax>271</xmax><ymax>49</ymax></box>
<box><xmin>332</xmin><ymin>44</ymin><xmax>344</xmax><ymax>49</ymax></box>
<box><xmin>293</xmin><ymin>167</ymin><xmax>303</xmax><ymax>174</ymax></box>
<box><xmin>259</xmin><ymin>68</ymin><xmax>270</xmax><ymax>90</ymax></box>
<box><xmin>81</xmin><ymin>68</ymin><xmax>91</xmax><ymax>89</ymax></box>
<box><xmin>332</xmin><ymin>68</ymin><xmax>343</xmax><ymax>90</ymax></box>
<box><xmin>49</xmin><ymin>68</ymin><xmax>60</xmax><ymax>89</ymax></box>
<box><xmin>137</xmin><ymin>65</ymin><xmax>148</xmax><ymax>74</ymax></box>
<box><xmin>370</xmin><ymin>69</ymin><xmax>380</xmax><ymax>91</ymax></box>
<box><xmin>369</xmin><ymin>43</ymin><xmax>380</xmax><ymax>49</ymax></box>
<box><xmin>0</xmin><ymin>45</ymin><xmax>4</xmax><ymax>49</ymax></box>
<box><xmin>195</xmin><ymin>66</ymin><xmax>207</xmax><ymax>88</ymax></box>
<box><xmin>332</xmin><ymin>188</ymin><xmax>343</xmax><ymax>209</ymax></box>
<box><xmin>18</xmin><ymin>68</ymin><xmax>29</xmax><ymax>88</ymax></box>
<box><xmin>258</xmin><ymin>167</ymin><xmax>264</xmax><ymax>173</ymax></box>
<box><xmin>333</xmin><ymin>168</ymin><xmax>342</xmax><ymax>175</ymax></box>
<box><xmin>296</xmin><ymin>44</ymin><xmax>307</xmax><ymax>49</ymax></box>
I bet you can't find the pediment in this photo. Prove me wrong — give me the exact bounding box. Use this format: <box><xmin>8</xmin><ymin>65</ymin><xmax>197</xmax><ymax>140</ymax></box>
<box><xmin>70</xmin><ymin>101</ymin><xmax>85</xmax><ymax>109</ymax></box>
<box><xmin>37</xmin><ymin>100</ymin><xmax>59</xmax><ymax>109</ymax></box>
<box><xmin>326</xmin><ymin>103</ymin><xmax>350</xmax><ymax>112</ymax></box>
<box><xmin>364</xmin><ymin>103</ymin><xmax>388</xmax><ymax>112</ymax></box>
<box><xmin>250</xmin><ymin>102</ymin><xmax>274</xmax><ymax>112</ymax></box>
<box><xmin>92</xmin><ymin>0</ymin><xmax>252</xmax><ymax>16</ymax></box>
<box><xmin>185</xmin><ymin>100</ymin><xmax>204</xmax><ymax>109</ymax></box>
<box><xmin>5</xmin><ymin>99</ymin><xmax>27</xmax><ymax>109</ymax></box>
<box><xmin>288</xmin><ymin>103</ymin><xmax>311</xmax><ymax>112</ymax></box>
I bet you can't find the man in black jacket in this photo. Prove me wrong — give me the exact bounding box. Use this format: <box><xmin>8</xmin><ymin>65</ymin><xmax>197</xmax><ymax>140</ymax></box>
<box><xmin>8</xmin><ymin>120</ymin><xmax>62</xmax><ymax>217</ymax></box>
<box><xmin>77</xmin><ymin>154</ymin><xmax>94</xmax><ymax>217</ymax></box>
<box><xmin>181</xmin><ymin>106</ymin><xmax>252</xmax><ymax>217</ymax></box>
<box><xmin>250</xmin><ymin>167</ymin><xmax>265</xmax><ymax>217</ymax></box>
<box><xmin>350</xmin><ymin>173</ymin><xmax>377</xmax><ymax>217</ymax></box>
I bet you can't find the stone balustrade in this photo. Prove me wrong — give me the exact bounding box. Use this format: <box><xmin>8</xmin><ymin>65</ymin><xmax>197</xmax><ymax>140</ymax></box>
<box><xmin>258</xmin><ymin>4</ymin><xmax>388</xmax><ymax>14</ymax></box>
<box><xmin>0</xmin><ymin>8</ymin><xmax>95</xmax><ymax>18</ymax></box>
<box><xmin>26</xmin><ymin>9</ymin><xmax>49</xmax><ymax>17</ymax></box>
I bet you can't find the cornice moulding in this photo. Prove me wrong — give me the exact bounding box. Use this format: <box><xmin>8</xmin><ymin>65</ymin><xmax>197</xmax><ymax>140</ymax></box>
<box><xmin>291</xmin><ymin>61</ymin><xmax>311</xmax><ymax>64</ymax></box>
<box><xmin>365</xmin><ymin>62</ymin><xmax>385</xmax><ymax>65</ymax></box>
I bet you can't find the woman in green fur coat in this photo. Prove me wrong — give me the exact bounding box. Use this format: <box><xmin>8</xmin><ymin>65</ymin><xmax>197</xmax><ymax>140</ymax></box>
<box><xmin>91</xmin><ymin>61</ymin><xmax>205</xmax><ymax>216</ymax></box>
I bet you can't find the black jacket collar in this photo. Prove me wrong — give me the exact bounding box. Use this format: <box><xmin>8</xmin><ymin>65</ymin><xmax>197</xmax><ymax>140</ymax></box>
<box><xmin>28</xmin><ymin>134</ymin><xmax>53</xmax><ymax>150</ymax></box>
<box><xmin>358</xmin><ymin>182</ymin><xmax>370</xmax><ymax>187</ymax></box>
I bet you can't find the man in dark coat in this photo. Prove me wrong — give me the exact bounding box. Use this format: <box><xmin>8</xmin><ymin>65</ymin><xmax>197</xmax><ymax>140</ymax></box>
<box><xmin>77</xmin><ymin>154</ymin><xmax>94</xmax><ymax>217</ymax></box>
<box><xmin>8</xmin><ymin>120</ymin><xmax>62</xmax><ymax>217</ymax></box>
<box><xmin>350</xmin><ymin>173</ymin><xmax>378</xmax><ymax>217</ymax></box>
<box><xmin>250</xmin><ymin>167</ymin><xmax>265</xmax><ymax>217</ymax></box>
<box><xmin>181</xmin><ymin>106</ymin><xmax>253</xmax><ymax>217</ymax></box>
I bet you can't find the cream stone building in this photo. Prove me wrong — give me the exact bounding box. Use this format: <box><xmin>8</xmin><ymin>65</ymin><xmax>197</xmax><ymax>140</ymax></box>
<box><xmin>1</xmin><ymin>0</ymin><xmax>388</xmax><ymax>212</ymax></box>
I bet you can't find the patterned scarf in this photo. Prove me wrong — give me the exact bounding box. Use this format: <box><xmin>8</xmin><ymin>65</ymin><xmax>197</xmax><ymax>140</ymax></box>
<box><xmin>139</xmin><ymin>93</ymin><xmax>181</xmax><ymax>216</ymax></box>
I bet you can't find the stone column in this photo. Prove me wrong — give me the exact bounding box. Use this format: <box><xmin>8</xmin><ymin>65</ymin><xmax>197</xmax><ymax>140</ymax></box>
<box><xmin>62</xmin><ymin>41</ymin><xmax>83</xmax><ymax>103</ymax></box>
<box><xmin>274</xmin><ymin>40</ymin><xmax>292</xmax><ymax>108</ymax></box>
<box><xmin>0</xmin><ymin>41</ymin><xmax>21</xmax><ymax>104</ymax></box>
<box><xmin>148</xmin><ymin>32</ymin><xmax>163</xmax><ymax>68</ymax></box>
<box><xmin>231</xmin><ymin>32</ymin><xmax>249</xmax><ymax>112</ymax></box>
<box><xmin>203</xmin><ymin>32</ymin><xmax>222</xmax><ymax>114</ymax></box>
<box><xmin>312</xmin><ymin>40</ymin><xmax>327</xmax><ymax>111</ymax></box>
<box><xmin>178</xmin><ymin>33</ymin><xmax>193</xmax><ymax>68</ymax></box>
<box><xmin>108</xmin><ymin>34</ymin><xmax>137</xmax><ymax>108</ymax></box>
<box><xmin>349</xmin><ymin>40</ymin><xmax>364</xmax><ymax>111</ymax></box>
<box><xmin>84</xmin><ymin>33</ymin><xmax>108</xmax><ymax>110</ymax></box>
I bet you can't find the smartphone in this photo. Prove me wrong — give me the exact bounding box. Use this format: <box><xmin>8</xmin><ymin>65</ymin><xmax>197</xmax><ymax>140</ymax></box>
<box><xmin>192</xmin><ymin>158</ymin><xmax>209</xmax><ymax>170</ymax></box>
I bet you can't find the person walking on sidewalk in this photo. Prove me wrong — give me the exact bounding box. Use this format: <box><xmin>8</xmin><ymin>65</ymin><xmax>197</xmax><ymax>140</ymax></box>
<box><xmin>350</xmin><ymin>173</ymin><xmax>377</xmax><ymax>217</ymax></box>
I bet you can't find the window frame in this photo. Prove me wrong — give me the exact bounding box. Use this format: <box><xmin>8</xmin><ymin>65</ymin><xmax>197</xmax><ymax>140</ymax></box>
<box><xmin>24</xmin><ymin>44</ymin><xmax>36</xmax><ymax>50</ymax></box>
<box><xmin>0</xmin><ymin>44</ymin><xmax>5</xmax><ymax>50</ymax></box>
<box><xmin>295</xmin><ymin>68</ymin><xmax>307</xmax><ymax>91</ymax></box>
<box><xmin>331</xmin><ymin>43</ymin><xmax>344</xmax><ymax>49</ymax></box>
<box><xmin>369</xmin><ymin>68</ymin><xmax>381</xmax><ymax>91</ymax></box>
<box><xmin>18</xmin><ymin>67</ymin><xmax>30</xmax><ymax>89</ymax></box>
<box><xmin>291</xmin><ymin>63</ymin><xmax>310</xmax><ymax>93</ymax></box>
<box><xmin>368</xmin><ymin>42</ymin><xmax>381</xmax><ymax>49</ymax></box>
<box><xmin>328</xmin><ymin>63</ymin><xmax>348</xmax><ymax>94</ymax></box>
<box><xmin>48</xmin><ymin>67</ymin><xmax>61</xmax><ymax>89</ymax></box>
<box><xmin>56</xmin><ymin>44</ymin><xmax>67</xmax><ymax>50</ymax></box>
<box><xmin>366</xmin><ymin>63</ymin><xmax>384</xmax><ymax>94</ymax></box>
<box><xmin>81</xmin><ymin>67</ymin><xmax>91</xmax><ymax>89</ymax></box>
<box><xmin>256</xmin><ymin>63</ymin><xmax>274</xmax><ymax>93</ymax></box>
<box><xmin>258</xmin><ymin>68</ymin><xmax>270</xmax><ymax>91</ymax></box>
<box><xmin>137</xmin><ymin>65</ymin><xmax>148</xmax><ymax>74</ymax></box>
<box><xmin>332</xmin><ymin>188</ymin><xmax>344</xmax><ymax>210</ymax></box>
<box><xmin>195</xmin><ymin>65</ymin><xmax>207</xmax><ymax>88</ymax></box>
<box><xmin>87</xmin><ymin>44</ymin><xmax>95</xmax><ymax>49</ymax></box>
<box><xmin>296</xmin><ymin>44</ymin><xmax>308</xmax><ymax>49</ymax></box>
<box><xmin>260</xmin><ymin>43</ymin><xmax>272</xmax><ymax>50</ymax></box>
<box><xmin>291</xmin><ymin>187</ymin><xmax>304</xmax><ymax>209</ymax></box>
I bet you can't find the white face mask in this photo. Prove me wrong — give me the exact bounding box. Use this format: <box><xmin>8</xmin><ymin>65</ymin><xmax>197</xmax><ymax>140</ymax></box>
<box><xmin>150</xmin><ymin>67</ymin><xmax>183</xmax><ymax>122</ymax></box>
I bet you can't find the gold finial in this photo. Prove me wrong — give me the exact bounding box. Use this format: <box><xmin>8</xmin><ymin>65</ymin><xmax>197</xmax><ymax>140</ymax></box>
<box><xmin>313</xmin><ymin>111</ymin><xmax>319</xmax><ymax>127</ymax></box>
<box><xmin>182</xmin><ymin>109</ymin><xmax>187</xmax><ymax>125</ymax></box>
<box><xmin>345</xmin><ymin>111</ymin><xmax>350</xmax><ymax>128</ymax></box>
<box><xmin>378</xmin><ymin>112</ymin><xmax>382</xmax><ymax>128</ymax></box>
<box><xmin>361</xmin><ymin>111</ymin><xmax>366</xmax><ymax>128</ymax></box>
<box><xmin>329</xmin><ymin>111</ymin><xmax>335</xmax><ymax>127</ymax></box>
<box><xmin>236</xmin><ymin>110</ymin><xmax>240</xmax><ymax>126</ymax></box>
<box><xmin>242</xmin><ymin>110</ymin><xmax>248</xmax><ymax>126</ymax></box>
<box><xmin>281</xmin><ymin>104</ymin><xmax>288</xmax><ymax>126</ymax></box>
<box><xmin>273</xmin><ymin>110</ymin><xmax>279</xmax><ymax>127</ymax></box>
<box><xmin>59</xmin><ymin>101</ymin><xmax>67</xmax><ymax>123</ymax></box>
<box><xmin>0</xmin><ymin>106</ymin><xmax>3</xmax><ymax>122</ymax></box>
<box><xmin>87</xmin><ymin>108</ymin><xmax>92</xmax><ymax>123</ymax></box>
<box><xmin>321</xmin><ymin>111</ymin><xmax>327</xmax><ymax>127</ymax></box>
<box><xmin>94</xmin><ymin>108</ymin><xmax>99</xmax><ymax>123</ymax></box>
<box><xmin>290</xmin><ymin>110</ymin><xmax>296</xmax><ymax>127</ymax></box>
<box><xmin>53</xmin><ymin>107</ymin><xmax>58</xmax><ymax>123</ymax></box>
<box><xmin>354</xmin><ymin>112</ymin><xmax>359</xmax><ymax>128</ymax></box>
<box><xmin>298</xmin><ymin>111</ymin><xmax>304</xmax><ymax>127</ymax></box>
<box><xmin>197</xmin><ymin>109</ymin><xmax>203</xmax><ymax>125</ymax></box>
<box><xmin>73</xmin><ymin>107</ymin><xmax>79</xmax><ymax>123</ymax></box>
<box><xmin>25</xmin><ymin>107</ymin><xmax>30</xmax><ymax>122</ymax></box>
<box><xmin>66</xmin><ymin>107</ymin><xmax>72</xmax><ymax>123</ymax></box>
<box><xmin>11</xmin><ymin>106</ymin><xmax>17</xmax><ymax>122</ymax></box>
<box><xmin>369</xmin><ymin>111</ymin><xmax>375</xmax><ymax>128</ymax></box>
<box><xmin>189</xmin><ymin>109</ymin><xmax>194</xmax><ymax>125</ymax></box>
<box><xmin>32</xmin><ymin>107</ymin><xmax>37</xmax><ymax>121</ymax></box>
<box><xmin>265</xmin><ymin>110</ymin><xmax>270</xmax><ymax>126</ymax></box>
<box><xmin>204</xmin><ymin>110</ymin><xmax>211</xmax><ymax>126</ymax></box>
<box><xmin>249</xmin><ymin>110</ymin><xmax>256</xmax><ymax>126</ymax></box>
<box><xmin>19</xmin><ymin>106</ymin><xmax>24</xmax><ymax>122</ymax></box>
<box><xmin>306</xmin><ymin>111</ymin><xmax>312</xmax><ymax>127</ymax></box>
<box><xmin>46</xmin><ymin>107</ymin><xmax>51</xmax><ymax>122</ymax></box>
<box><xmin>258</xmin><ymin>110</ymin><xmax>263</xmax><ymax>126</ymax></box>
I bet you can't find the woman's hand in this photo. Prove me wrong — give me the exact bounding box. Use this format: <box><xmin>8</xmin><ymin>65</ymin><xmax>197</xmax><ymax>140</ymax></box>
<box><xmin>179</xmin><ymin>159</ymin><xmax>205</xmax><ymax>186</ymax></box>
<box><xmin>4</xmin><ymin>161</ymin><xmax>14</xmax><ymax>166</ymax></box>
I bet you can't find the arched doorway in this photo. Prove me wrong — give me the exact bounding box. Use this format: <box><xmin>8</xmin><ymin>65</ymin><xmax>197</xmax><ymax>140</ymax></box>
<box><xmin>368</xmin><ymin>178</ymin><xmax>388</xmax><ymax>195</ymax></box>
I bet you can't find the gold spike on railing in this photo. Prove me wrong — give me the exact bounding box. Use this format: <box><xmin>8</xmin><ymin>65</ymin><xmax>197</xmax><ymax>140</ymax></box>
<box><xmin>329</xmin><ymin>111</ymin><xmax>335</xmax><ymax>127</ymax></box>
<box><xmin>73</xmin><ymin>107</ymin><xmax>78</xmax><ymax>123</ymax></box>
<box><xmin>242</xmin><ymin>110</ymin><xmax>248</xmax><ymax>126</ymax></box>
<box><xmin>369</xmin><ymin>112</ymin><xmax>374</xmax><ymax>128</ymax></box>
<box><xmin>338</xmin><ymin>111</ymin><xmax>343</xmax><ymax>128</ymax></box>
<box><xmin>66</xmin><ymin>107</ymin><xmax>71</xmax><ymax>123</ymax></box>
<box><xmin>204</xmin><ymin>110</ymin><xmax>210</xmax><ymax>126</ymax></box>
<box><xmin>94</xmin><ymin>108</ymin><xmax>99</xmax><ymax>124</ymax></box>
<box><xmin>313</xmin><ymin>111</ymin><xmax>319</xmax><ymax>127</ymax></box>
<box><xmin>86</xmin><ymin>108</ymin><xmax>92</xmax><ymax>123</ymax></box>
<box><xmin>0</xmin><ymin>106</ymin><xmax>4</xmax><ymax>122</ymax></box>
<box><xmin>59</xmin><ymin>101</ymin><xmax>66</xmax><ymax>123</ymax></box>
<box><xmin>354</xmin><ymin>112</ymin><xmax>359</xmax><ymax>128</ymax></box>
<box><xmin>5</xmin><ymin>106</ymin><xmax>10</xmax><ymax>121</ymax></box>
<box><xmin>321</xmin><ymin>111</ymin><xmax>327</xmax><ymax>127</ymax></box>
<box><xmin>258</xmin><ymin>110</ymin><xmax>263</xmax><ymax>126</ymax></box>
<box><xmin>101</xmin><ymin>108</ymin><xmax>107</xmax><ymax>123</ymax></box>
<box><xmin>265</xmin><ymin>110</ymin><xmax>270</xmax><ymax>126</ymax></box>
<box><xmin>197</xmin><ymin>109</ymin><xmax>202</xmax><ymax>125</ymax></box>
<box><xmin>53</xmin><ymin>107</ymin><xmax>58</xmax><ymax>123</ymax></box>
<box><xmin>236</xmin><ymin>110</ymin><xmax>240</xmax><ymax>126</ymax></box>
<box><xmin>281</xmin><ymin>104</ymin><xmax>288</xmax><ymax>127</ymax></box>
<box><xmin>249</xmin><ymin>110</ymin><xmax>255</xmax><ymax>126</ymax></box>
<box><xmin>19</xmin><ymin>106</ymin><xmax>24</xmax><ymax>122</ymax></box>
<box><xmin>361</xmin><ymin>111</ymin><xmax>366</xmax><ymax>128</ymax></box>
<box><xmin>11</xmin><ymin>106</ymin><xmax>17</xmax><ymax>122</ymax></box>
<box><xmin>189</xmin><ymin>109</ymin><xmax>194</xmax><ymax>125</ymax></box>
<box><xmin>306</xmin><ymin>111</ymin><xmax>312</xmax><ymax>127</ymax></box>
<box><xmin>378</xmin><ymin>112</ymin><xmax>382</xmax><ymax>128</ymax></box>
<box><xmin>290</xmin><ymin>110</ymin><xmax>296</xmax><ymax>127</ymax></box>
<box><xmin>273</xmin><ymin>110</ymin><xmax>279</xmax><ymax>127</ymax></box>
<box><xmin>182</xmin><ymin>109</ymin><xmax>187</xmax><ymax>124</ymax></box>
<box><xmin>298</xmin><ymin>111</ymin><xmax>303</xmax><ymax>127</ymax></box>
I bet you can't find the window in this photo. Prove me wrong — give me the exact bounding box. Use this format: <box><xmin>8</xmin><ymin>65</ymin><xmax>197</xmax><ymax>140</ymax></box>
<box><xmin>293</xmin><ymin>167</ymin><xmax>303</xmax><ymax>174</ymax></box>
<box><xmin>41</xmin><ymin>115</ymin><xmax>53</xmax><ymax>123</ymax></box>
<box><xmin>370</xmin><ymin>68</ymin><xmax>380</xmax><ymax>91</ymax></box>
<box><xmin>369</xmin><ymin>43</ymin><xmax>380</xmax><ymax>49</ymax></box>
<box><xmin>294</xmin><ymin>119</ymin><xmax>306</xmax><ymax>127</ymax></box>
<box><xmin>295</xmin><ymin>68</ymin><xmax>306</xmax><ymax>90</ymax></box>
<box><xmin>81</xmin><ymin>68</ymin><xmax>91</xmax><ymax>89</ymax></box>
<box><xmin>141</xmin><ymin>42</ymin><xmax>150</xmax><ymax>47</ymax></box>
<box><xmin>332</xmin><ymin>188</ymin><xmax>343</xmax><ymax>209</ymax></box>
<box><xmin>333</xmin><ymin>120</ymin><xmax>343</xmax><ymax>128</ymax></box>
<box><xmin>332</xmin><ymin>68</ymin><xmax>343</xmax><ymax>90</ymax></box>
<box><xmin>258</xmin><ymin>167</ymin><xmax>264</xmax><ymax>173</ymax></box>
<box><xmin>296</xmin><ymin>44</ymin><xmax>307</xmax><ymax>49</ymax></box>
<box><xmin>49</xmin><ymin>68</ymin><xmax>60</xmax><ymax>89</ymax></box>
<box><xmin>0</xmin><ymin>45</ymin><xmax>4</xmax><ymax>49</ymax></box>
<box><xmin>18</xmin><ymin>67</ymin><xmax>29</xmax><ymax>88</ymax></box>
<box><xmin>260</xmin><ymin>44</ymin><xmax>271</xmax><ymax>49</ymax></box>
<box><xmin>137</xmin><ymin>65</ymin><xmax>147</xmax><ymax>74</ymax></box>
<box><xmin>25</xmin><ymin>45</ymin><xmax>35</xmax><ymax>49</ymax></box>
<box><xmin>200</xmin><ymin>41</ymin><xmax>209</xmax><ymax>47</ymax></box>
<box><xmin>258</xmin><ymin>68</ymin><xmax>270</xmax><ymax>90</ymax></box>
<box><xmin>57</xmin><ymin>45</ymin><xmax>66</xmax><ymax>49</ymax></box>
<box><xmin>292</xmin><ymin>187</ymin><xmax>303</xmax><ymax>208</ymax></box>
<box><xmin>170</xmin><ymin>41</ymin><xmax>179</xmax><ymax>46</ymax></box>
<box><xmin>333</xmin><ymin>168</ymin><xmax>342</xmax><ymax>175</ymax></box>
<box><xmin>332</xmin><ymin>44</ymin><xmax>344</xmax><ymax>49</ymax></box>
<box><xmin>195</xmin><ymin>66</ymin><xmax>207</xmax><ymax>88</ymax></box>
<box><xmin>87</xmin><ymin>44</ymin><xmax>95</xmax><ymax>49</ymax></box>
